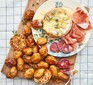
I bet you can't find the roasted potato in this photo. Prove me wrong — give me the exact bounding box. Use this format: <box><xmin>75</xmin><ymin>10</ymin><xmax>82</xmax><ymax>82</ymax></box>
<box><xmin>31</xmin><ymin>20</ymin><xmax>43</xmax><ymax>29</ymax></box>
<box><xmin>37</xmin><ymin>37</ymin><xmax>47</xmax><ymax>46</ymax></box>
<box><xmin>49</xmin><ymin>65</ymin><xmax>58</xmax><ymax>77</ymax></box>
<box><xmin>24</xmin><ymin>68</ymin><xmax>34</xmax><ymax>79</ymax></box>
<box><xmin>23</xmin><ymin>47</ymin><xmax>33</xmax><ymax>56</ymax></box>
<box><xmin>57</xmin><ymin>71</ymin><xmax>69</xmax><ymax>81</ymax></box>
<box><xmin>36</xmin><ymin>61</ymin><xmax>49</xmax><ymax>68</ymax></box>
<box><xmin>26</xmin><ymin>35</ymin><xmax>35</xmax><ymax>47</ymax></box>
<box><xmin>24</xmin><ymin>9</ymin><xmax>35</xmax><ymax>20</ymax></box>
<box><xmin>34</xmin><ymin>68</ymin><xmax>45</xmax><ymax>78</ymax></box>
<box><xmin>10</xmin><ymin>34</ymin><xmax>27</xmax><ymax>51</ymax></box>
<box><xmin>23</xmin><ymin>25</ymin><xmax>32</xmax><ymax>37</ymax></box>
<box><xmin>5</xmin><ymin>58</ymin><xmax>16</xmax><ymax>67</ymax></box>
<box><xmin>23</xmin><ymin>55</ymin><xmax>32</xmax><ymax>63</ymax></box>
<box><xmin>45</xmin><ymin>56</ymin><xmax>58</xmax><ymax>65</ymax></box>
<box><xmin>34</xmin><ymin>69</ymin><xmax>52</xmax><ymax>84</ymax></box>
<box><xmin>17</xmin><ymin>58</ymin><xmax>24</xmax><ymax>71</ymax></box>
<box><xmin>39</xmin><ymin>46</ymin><xmax>48</xmax><ymax>57</ymax></box>
<box><xmin>6</xmin><ymin>67</ymin><xmax>17</xmax><ymax>78</ymax></box>
<box><xmin>13</xmin><ymin>51</ymin><xmax>23</xmax><ymax>59</ymax></box>
<box><xmin>32</xmin><ymin>46</ymin><xmax>39</xmax><ymax>53</ymax></box>
<box><xmin>31</xmin><ymin>53</ymin><xmax>42</xmax><ymax>63</ymax></box>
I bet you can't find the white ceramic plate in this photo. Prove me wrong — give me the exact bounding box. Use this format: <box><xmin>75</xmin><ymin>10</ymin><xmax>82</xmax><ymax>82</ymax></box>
<box><xmin>32</xmin><ymin>0</ymin><xmax>92</xmax><ymax>57</ymax></box>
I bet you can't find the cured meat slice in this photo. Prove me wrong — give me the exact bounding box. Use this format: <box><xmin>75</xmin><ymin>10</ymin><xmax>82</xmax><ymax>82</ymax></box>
<box><xmin>50</xmin><ymin>42</ymin><xmax>59</xmax><ymax>52</ymax></box>
<box><xmin>72</xmin><ymin>7</ymin><xmax>89</xmax><ymax>29</ymax></box>
<box><xmin>57</xmin><ymin>40</ymin><xmax>65</xmax><ymax>52</ymax></box>
<box><xmin>71</xmin><ymin>23</ymin><xmax>84</xmax><ymax>43</ymax></box>
<box><xmin>62</xmin><ymin>43</ymin><xmax>74</xmax><ymax>54</ymax></box>
<box><xmin>72</xmin><ymin>7</ymin><xmax>89</xmax><ymax>24</ymax></box>
<box><xmin>63</xmin><ymin>31</ymin><xmax>77</xmax><ymax>45</ymax></box>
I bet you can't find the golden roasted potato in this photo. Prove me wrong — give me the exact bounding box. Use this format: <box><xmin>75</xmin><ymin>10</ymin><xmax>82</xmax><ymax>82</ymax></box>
<box><xmin>5</xmin><ymin>58</ymin><xmax>16</xmax><ymax>67</ymax></box>
<box><xmin>6</xmin><ymin>67</ymin><xmax>17</xmax><ymax>78</ymax></box>
<box><xmin>23</xmin><ymin>55</ymin><xmax>32</xmax><ymax>63</ymax></box>
<box><xmin>49</xmin><ymin>65</ymin><xmax>58</xmax><ymax>77</ymax></box>
<box><xmin>39</xmin><ymin>46</ymin><xmax>48</xmax><ymax>57</ymax></box>
<box><xmin>10</xmin><ymin>34</ymin><xmax>27</xmax><ymax>51</ymax></box>
<box><xmin>37</xmin><ymin>61</ymin><xmax>49</xmax><ymax>68</ymax></box>
<box><xmin>23</xmin><ymin>25</ymin><xmax>32</xmax><ymax>37</ymax></box>
<box><xmin>57</xmin><ymin>71</ymin><xmax>69</xmax><ymax>81</ymax></box>
<box><xmin>17</xmin><ymin>58</ymin><xmax>24</xmax><ymax>71</ymax></box>
<box><xmin>23</xmin><ymin>47</ymin><xmax>33</xmax><ymax>56</ymax></box>
<box><xmin>14</xmin><ymin>51</ymin><xmax>23</xmax><ymax>59</ymax></box>
<box><xmin>31</xmin><ymin>53</ymin><xmax>42</xmax><ymax>63</ymax></box>
<box><xmin>24</xmin><ymin>9</ymin><xmax>35</xmax><ymax>20</ymax></box>
<box><xmin>33</xmin><ymin>46</ymin><xmax>39</xmax><ymax>53</ymax></box>
<box><xmin>26</xmin><ymin>35</ymin><xmax>35</xmax><ymax>47</ymax></box>
<box><xmin>45</xmin><ymin>56</ymin><xmax>58</xmax><ymax>65</ymax></box>
<box><xmin>37</xmin><ymin>37</ymin><xmax>47</xmax><ymax>46</ymax></box>
<box><xmin>24</xmin><ymin>68</ymin><xmax>34</xmax><ymax>79</ymax></box>
<box><xmin>34</xmin><ymin>68</ymin><xmax>45</xmax><ymax>78</ymax></box>
<box><xmin>34</xmin><ymin>69</ymin><xmax>52</xmax><ymax>84</ymax></box>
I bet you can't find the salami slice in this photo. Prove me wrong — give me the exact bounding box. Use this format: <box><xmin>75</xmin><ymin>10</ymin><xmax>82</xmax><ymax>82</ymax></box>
<box><xmin>50</xmin><ymin>42</ymin><xmax>59</xmax><ymax>52</ymax></box>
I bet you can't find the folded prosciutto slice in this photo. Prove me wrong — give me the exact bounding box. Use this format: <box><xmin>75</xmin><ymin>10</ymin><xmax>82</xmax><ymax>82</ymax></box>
<box><xmin>71</xmin><ymin>23</ymin><xmax>85</xmax><ymax>43</ymax></box>
<box><xmin>72</xmin><ymin>7</ymin><xmax>90</xmax><ymax>29</ymax></box>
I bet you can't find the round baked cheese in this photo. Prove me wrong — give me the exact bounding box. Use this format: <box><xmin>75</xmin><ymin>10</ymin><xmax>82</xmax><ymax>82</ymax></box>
<box><xmin>43</xmin><ymin>7</ymin><xmax>73</xmax><ymax>38</ymax></box>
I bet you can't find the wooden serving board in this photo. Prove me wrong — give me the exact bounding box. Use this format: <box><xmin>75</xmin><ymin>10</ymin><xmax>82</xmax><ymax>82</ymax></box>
<box><xmin>1</xmin><ymin>0</ymin><xmax>89</xmax><ymax>85</ymax></box>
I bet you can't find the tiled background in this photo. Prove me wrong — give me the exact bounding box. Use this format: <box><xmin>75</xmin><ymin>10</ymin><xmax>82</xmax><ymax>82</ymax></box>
<box><xmin>0</xmin><ymin>0</ymin><xmax>93</xmax><ymax>85</ymax></box>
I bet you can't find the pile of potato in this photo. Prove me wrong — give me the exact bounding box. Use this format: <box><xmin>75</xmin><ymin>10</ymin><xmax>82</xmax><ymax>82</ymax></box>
<box><xmin>5</xmin><ymin>9</ymin><xmax>69</xmax><ymax>84</ymax></box>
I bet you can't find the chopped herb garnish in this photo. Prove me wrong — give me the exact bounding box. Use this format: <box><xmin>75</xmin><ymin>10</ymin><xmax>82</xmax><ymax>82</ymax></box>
<box><xmin>12</xmin><ymin>31</ymin><xmax>17</xmax><ymax>35</ymax></box>
<box><xmin>54</xmin><ymin>23</ymin><xmax>59</xmax><ymax>29</ymax></box>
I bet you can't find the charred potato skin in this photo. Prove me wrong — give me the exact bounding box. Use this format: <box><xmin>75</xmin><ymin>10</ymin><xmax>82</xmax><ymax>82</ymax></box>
<box><xmin>26</xmin><ymin>35</ymin><xmax>35</xmax><ymax>47</ymax></box>
<box><xmin>23</xmin><ymin>55</ymin><xmax>32</xmax><ymax>63</ymax></box>
<box><xmin>5</xmin><ymin>58</ymin><xmax>17</xmax><ymax>67</ymax></box>
<box><xmin>57</xmin><ymin>71</ymin><xmax>69</xmax><ymax>81</ymax></box>
<box><xmin>36</xmin><ymin>61</ymin><xmax>49</xmax><ymax>68</ymax></box>
<box><xmin>24</xmin><ymin>68</ymin><xmax>34</xmax><ymax>79</ymax></box>
<box><xmin>23</xmin><ymin>47</ymin><xmax>33</xmax><ymax>56</ymax></box>
<box><xmin>31</xmin><ymin>20</ymin><xmax>43</xmax><ymax>29</ymax></box>
<box><xmin>24</xmin><ymin>9</ymin><xmax>35</xmax><ymax>20</ymax></box>
<box><xmin>6</xmin><ymin>67</ymin><xmax>17</xmax><ymax>78</ymax></box>
<box><xmin>49</xmin><ymin>65</ymin><xmax>58</xmax><ymax>77</ymax></box>
<box><xmin>13</xmin><ymin>51</ymin><xmax>23</xmax><ymax>59</ymax></box>
<box><xmin>31</xmin><ymin>53</ymin><xmax>42</xmax><ymax>63</ymax></box>
<box><xmin>34</xmin><ymin>68</ymin><xmax>45</xmax><ymax>78</ymax></box>
<box><xmin>45</xmin><ymin>56</ymin><xmax>58</xmax><ymax>65</ymax></box>
<box><xmin>17</xmin><ymin>58</ymin><xmax>24</xmax><ymax>71</ymax></box>
<box><xmin>39</xmin><ymin>46</ymin><xmax>48</xmax><ymax>57</ymax></box>
<box><xmin>37</xmin><ymin>37</ymin><xmax>47</xmax><ymax>46</ymax></box>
